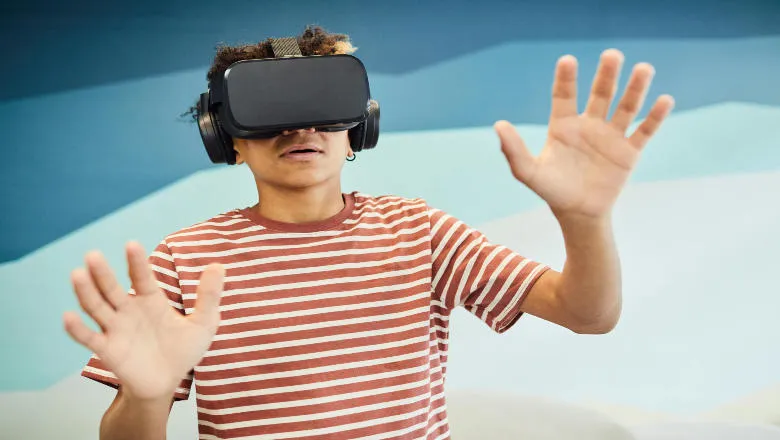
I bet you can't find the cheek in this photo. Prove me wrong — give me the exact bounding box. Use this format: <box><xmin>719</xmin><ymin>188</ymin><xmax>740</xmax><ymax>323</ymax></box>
<box><xmin>245</xmin><ymin>152</ymin><xmax>277</xmax><ymax>174</ymax></box>
<box><xmin>327</xmin><ymin>131</ymin><xmax>351</xmax><ymax>152</ymax></box>
<box><xmin>236</xmin><ymin>139</ymin><xmax>273</xmax><ymax>160</ymax></box>
<box><xmin>236</xmin><ymin>144</ymin><xmax>276</xmax><ymax>175</ymax></box>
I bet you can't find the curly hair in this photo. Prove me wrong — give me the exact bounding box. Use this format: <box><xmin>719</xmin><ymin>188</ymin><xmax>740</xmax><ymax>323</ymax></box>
<box><xmin>181</xmin><ymin>25</ymin><xmax>356</xmax><ymax>122</ymax></box>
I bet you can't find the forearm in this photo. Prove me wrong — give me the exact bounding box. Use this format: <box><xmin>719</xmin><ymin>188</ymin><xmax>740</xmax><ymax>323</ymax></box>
<box><xmin>100</xmin><ymin>389</ymin><xmax>172</xmax><ymax>440</ymax></box>
<box><xmin>554</xmin><ymin>212</ymin><xmax>622</xmax><ymax>333</ymax></box>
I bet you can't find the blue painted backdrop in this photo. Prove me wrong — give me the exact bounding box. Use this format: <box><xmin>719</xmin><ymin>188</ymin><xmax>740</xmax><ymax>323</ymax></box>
<box><xmin>2</xmin><ymin>0</ymin><xmax>780</xmax><ymax>264</ymax></box>
<box><xmin>1</xmin><ymin>1</ymin><xmax>779</xmax><ymax>437</ymax></box>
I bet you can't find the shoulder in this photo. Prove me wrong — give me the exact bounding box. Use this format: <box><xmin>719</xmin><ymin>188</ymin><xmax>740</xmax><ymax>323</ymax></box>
<box><xmin>348</xmin><ymin>192</ymin><xmax>461</xmax><ymax>228</ymax></box>
<box><xmin>156</xmin><ymin>208</ymin><xmax>257</xmax><ymax>251</ymax></box>
<box><xmin>350</xmin><ymin>191</ymin><xmax>432</xmax><ymax>217</ymax></box>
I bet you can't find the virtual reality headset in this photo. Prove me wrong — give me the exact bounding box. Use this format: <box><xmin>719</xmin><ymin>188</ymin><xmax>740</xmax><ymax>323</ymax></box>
<box><xmin>196</xmin><ymin>37</ymin><xmax>380</xmax><ymax>165</ymax></box>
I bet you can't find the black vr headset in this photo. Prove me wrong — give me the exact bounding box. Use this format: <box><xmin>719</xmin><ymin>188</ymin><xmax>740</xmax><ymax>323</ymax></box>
<box><xmin>196</xmin><ymin>37</ymin><xmax>380</xmax><ymax>164</ymax></box>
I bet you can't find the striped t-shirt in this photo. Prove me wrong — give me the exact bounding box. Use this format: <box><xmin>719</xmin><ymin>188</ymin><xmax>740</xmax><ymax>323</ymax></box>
<box><xmin>82</xmin><ymin>191</ymin><xmax>549</xmax><ymax>440</ymax></box>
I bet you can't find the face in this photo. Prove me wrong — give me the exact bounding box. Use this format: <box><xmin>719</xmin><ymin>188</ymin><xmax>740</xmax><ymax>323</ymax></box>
<box><xmin>233</xmin><ymin>128</ymin><xmax>353</xmax><ymax>191</ymax></box>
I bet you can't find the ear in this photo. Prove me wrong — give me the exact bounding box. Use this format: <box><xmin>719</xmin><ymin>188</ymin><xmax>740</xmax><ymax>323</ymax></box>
<box><xmin>346</xmin><ymin>145</ymin><xmax>354</xmax><ymax>159</ymax></box>
<box><xmin>233</xmin><ymin>138</ymin><xmax>245</xmax><ymax>165</ymax></box>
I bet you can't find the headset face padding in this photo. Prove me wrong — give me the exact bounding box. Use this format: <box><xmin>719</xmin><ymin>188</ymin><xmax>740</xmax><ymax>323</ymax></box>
<box><xmin>197</xmin><ymin>94</ymin><xmax>380</xmax><ymax>163</ymax></box>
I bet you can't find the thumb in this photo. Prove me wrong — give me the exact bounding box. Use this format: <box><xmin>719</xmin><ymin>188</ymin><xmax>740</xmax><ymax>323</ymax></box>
<box><xmin>494</xmin><ymin>120</ymin><xmax>536</xmax><ymax>184</ymax></box>
<box><xmin>189</xmin><ymin>263</ymin><xmax>225</xmax><ymax>328</ymax></box>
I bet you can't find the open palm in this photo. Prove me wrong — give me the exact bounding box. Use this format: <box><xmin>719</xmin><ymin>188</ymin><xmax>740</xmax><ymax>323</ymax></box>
<box><xmin>496</xmin><ymin>49</ymin><xmax>675</xmax><ymax>219</ymax></box>
<box><xmin>63</xmin><ymin>242</ymin><xmax>225</xmax><ymax>401</ymax></box>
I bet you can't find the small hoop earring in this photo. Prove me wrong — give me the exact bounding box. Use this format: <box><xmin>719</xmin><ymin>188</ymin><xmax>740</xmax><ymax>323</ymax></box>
<box><xmin>346</xmin><ymin>153</ymin><xmax>356</xmax><ymax>162</ymax></box>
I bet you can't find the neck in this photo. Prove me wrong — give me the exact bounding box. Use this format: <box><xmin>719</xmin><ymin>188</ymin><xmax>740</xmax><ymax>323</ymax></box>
<box><xmin>254</xmin><ymin>180</ymin><xmax>346</xmax><ymax>224</ymax></box>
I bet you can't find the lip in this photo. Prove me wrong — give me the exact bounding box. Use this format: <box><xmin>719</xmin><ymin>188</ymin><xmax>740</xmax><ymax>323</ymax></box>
<box><xmin>280</xmin><ymin>144</ymin><xmax>324</xmax><ymax>157</ymax></box>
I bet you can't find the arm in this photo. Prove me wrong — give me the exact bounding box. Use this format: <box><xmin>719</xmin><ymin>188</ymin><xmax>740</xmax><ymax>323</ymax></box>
<box><xmin>428</xmin><ymin>206</ymin><xmax>551</xmax><ymax>334</ymax></box>
<box><xmin>99</xmin><ymin>388</ymin><xmax>174</xmax><ymax>440</ymax></box>
<box><xmin>492</xmin><ymin>49</ymin><xmax>673</xmax><ymax>333</ymax></box>
<box><xmin>65</xmin><ymin>241</ymin><xmax>223</xmax><ymax>440</ymax></box>
<box><xmin>520</xmin><ymin>213</ymin><xmax>621</xmax><ymax>334</ymax></box>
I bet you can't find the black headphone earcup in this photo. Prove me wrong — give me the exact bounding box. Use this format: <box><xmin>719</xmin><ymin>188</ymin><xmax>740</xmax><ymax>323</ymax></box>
<box><xmin>348</xmin><ymin>121</ymin><xmax>366</xmax><ymax>153</ymax></box>
<box><xmin>197</xmin><ymin>93</ymin><xmax>236</xmax><ymax>165</ymax></box>
<box><xmin>349</xmin><ymin>100</ymin><xmax>380</xmax><ymax>153</ymax></box>
<box><xmin>214</xmin><ymin>119</ymin><xmax>236</xmax><ymax>165</ymax></box>
<box><xmin>362</xmin><ymin>100</ymin><xmax>380</xmax><ymax>150</ymax></box>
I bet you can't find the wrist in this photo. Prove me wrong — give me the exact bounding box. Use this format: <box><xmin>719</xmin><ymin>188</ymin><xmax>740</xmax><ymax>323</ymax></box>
<box><xmin>119</xmin><ymin>386</ymin><xmax>175</xmax><ymax>409</ymax></box>
<box><xmin>101</xmin><ymin>387</ymin><xmax>172</xmax><ymax>440</ymax></box>
<box><xmin>552</xmin><ymin>210</ymin><xmax>612</xmax><ymax>234</ymax></box>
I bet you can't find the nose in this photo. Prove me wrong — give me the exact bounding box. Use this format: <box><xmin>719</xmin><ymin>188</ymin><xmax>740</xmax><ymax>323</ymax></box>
<box><xmin>281</xmin><ymin>127</ymin><xmax>316</xmax><ymax>136</ymax></box>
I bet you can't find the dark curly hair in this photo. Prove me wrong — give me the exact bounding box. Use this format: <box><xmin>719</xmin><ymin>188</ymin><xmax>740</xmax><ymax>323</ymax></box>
<box><xmin>181</xmin><ymin>25</ymin><xmax>356</xmax><ymax>122</ymax></box>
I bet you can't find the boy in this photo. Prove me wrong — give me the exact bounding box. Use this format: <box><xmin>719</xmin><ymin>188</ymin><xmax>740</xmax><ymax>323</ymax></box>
<box><xmin>63</xmin><ymin>26</ymin><xmax>674</xmax><ymax>440</ymax></box>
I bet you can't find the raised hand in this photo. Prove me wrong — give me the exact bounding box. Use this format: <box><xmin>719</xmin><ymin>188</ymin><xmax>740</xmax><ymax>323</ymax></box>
<box><xmin>63</xmin><ymin>242</ymin><xmax>225</xmax><ymax>401</ymax></box>
<box><xmin>495</xmin><ymin>49</ymin><xmax>675</xmax><ymax>219</ymax></box>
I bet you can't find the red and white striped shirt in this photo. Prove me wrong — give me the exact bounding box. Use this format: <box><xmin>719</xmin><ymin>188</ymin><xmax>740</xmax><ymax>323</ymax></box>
<box><xmin>82</xmin><ymin>192</ymin><xmax>549</xmax><ymax>439</ymax></box>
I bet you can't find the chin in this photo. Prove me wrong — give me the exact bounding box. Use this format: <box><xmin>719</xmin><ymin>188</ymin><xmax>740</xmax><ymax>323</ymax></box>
<box><xmin>255</xmin><ymin>166</ymin><xmax>340</xmax><ymax>191</ymax></box>
<box><xmin>278</xmin><ymin>174</ymin><xmax>333</xmax><ymax>190</ymax></box>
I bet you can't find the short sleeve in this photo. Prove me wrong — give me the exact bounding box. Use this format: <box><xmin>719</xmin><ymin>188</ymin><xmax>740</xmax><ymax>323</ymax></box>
<box><xmin>80</xmin><ymin>240</ymin><xmax>194</xmax><ymax>401</ymax></box>
<box><xmin>428</xmin><ymin>207</ymin><xmax>550</xmax><ymax>333</ymax></box>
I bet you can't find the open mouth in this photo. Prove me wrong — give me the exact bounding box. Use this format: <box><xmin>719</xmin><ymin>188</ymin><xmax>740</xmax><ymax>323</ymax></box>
<box><xmin>287</xmin><ymin>148</ymin><xmax>320</xmax><ymax>155</ymax></box>
<box><xmin>281</xmin><ymin>145</ymin><xmax>323</xmax><ymax>159</ymax></box>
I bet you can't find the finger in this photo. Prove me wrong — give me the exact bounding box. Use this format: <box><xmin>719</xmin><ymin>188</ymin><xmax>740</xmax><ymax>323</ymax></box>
<box><xmin>126</xmin><ymin>241</ymin><xmax>161</xmax><ymax>297</ymax></box>
<box><xmin>629</xmin><ymin>94</ymin><xmax>675</xmax><ymax>150</ymax></box>
<box><xmin>72</xmin><ymin>267</ymin><xmax>116</xmax><ymax>331</ymax></box>
<box><xmin>189</xmin><ymin>263</ymin><xmax>225</xmax><ymax>328</ymax></box>
<box><xmin>63</xmin><ymin>310</ymin><xmax>108</xmax><ymax>355</ymax></box>
<box><xmin>494</xmin><ymin>120</ymin><xmax>537</xmax><ymax>184</ymax></box>
<box><xmin>584</xmin><ymin>49</ymin><xmax>625</xmax><ymax>119</ymax></box>
<box><xmin>85</xmin><ymin>250</ymin><xmax>127</xmax><ymax>308</ymax></box>
<box><xmin>550</xmin><ymin>55</ymin><xmax>579</xmax><ymax>119</ymax></box>
<box><xmin>611</xmin><ymin>62</ymin><xmax>655</xmax><ymax>133</ymax></box>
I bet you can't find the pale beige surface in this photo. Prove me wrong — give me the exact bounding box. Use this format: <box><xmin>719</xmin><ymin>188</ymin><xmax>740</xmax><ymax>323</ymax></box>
<box><xmin>445</xmin><ymin>389</ymin><xmax>636</xmax><ymax>439</ymax></box>
<box><xmin>698</xmin><ymin>384</ymin><xmax>780</xmax><ymax>426</ymax></box>
<box><xmin>2</xmin><ymin>375</ymin><xmax>779</xmax><ymax>439</ymax></box>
